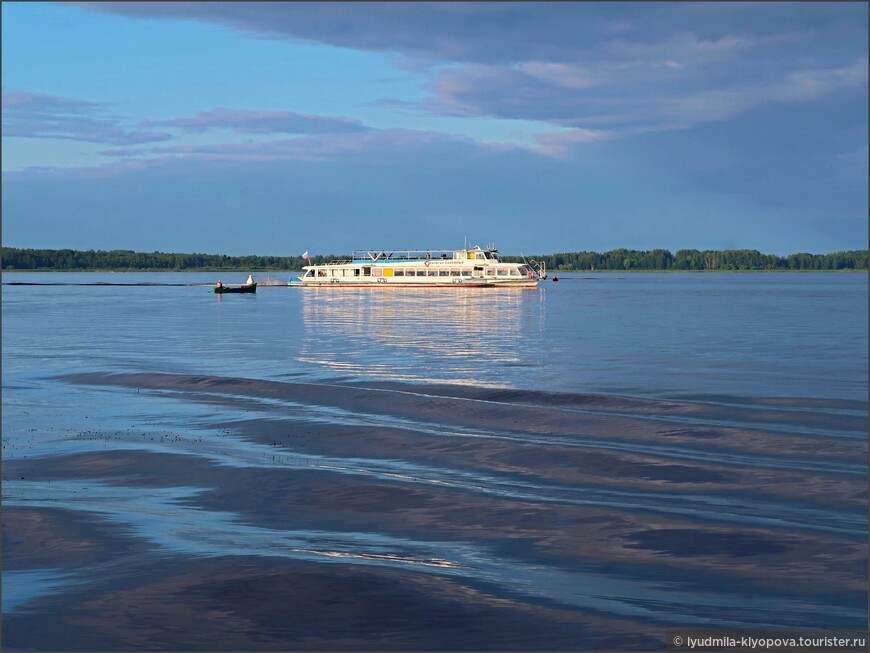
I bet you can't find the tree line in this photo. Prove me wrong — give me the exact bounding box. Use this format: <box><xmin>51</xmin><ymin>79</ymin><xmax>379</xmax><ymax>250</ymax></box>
<box><xmin>501</xmin><ymin>248</ymin><xmax>868</xmax><ymax>271</ymax></box>
<box><xmin>0</xmin><ymin>248</ymin><xmax>340</xmax><ymax>271</ymax></box>
<box><xmin>1</xmin><ymin>246</ymin><xmax>867</xmax><ymax>271</ymax></box>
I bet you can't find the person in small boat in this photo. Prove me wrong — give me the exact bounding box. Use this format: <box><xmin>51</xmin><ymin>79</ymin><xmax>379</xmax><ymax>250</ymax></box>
<box><xmin>216</xmin><ymin>280</ymin><xmax>223</xmax><ymax>288</ymax></box>
<box><xmin>245</xmin><ymin>274</ymin><xmax>254</xmax><ymax>286</ymax></box>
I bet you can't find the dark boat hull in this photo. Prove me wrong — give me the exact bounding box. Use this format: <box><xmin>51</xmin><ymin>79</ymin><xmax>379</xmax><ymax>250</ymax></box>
<box><xmin>214</xmin><ymin>283</ymin><xmax>257</xmax><ymax>294</ymax></box>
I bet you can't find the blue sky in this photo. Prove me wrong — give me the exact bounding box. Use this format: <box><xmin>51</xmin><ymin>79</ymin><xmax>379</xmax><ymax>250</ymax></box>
<box><xmin>2</xmin><ymin>2</ymin><xmax>867</xmax><ymax>256</ymax></box>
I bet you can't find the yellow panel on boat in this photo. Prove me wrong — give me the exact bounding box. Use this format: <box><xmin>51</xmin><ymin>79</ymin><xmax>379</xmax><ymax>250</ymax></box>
<box><xmin>383</xmin><ymin>268</ymin><xmax>394</xmax><ymax>277</ymax></box>
<box><xmin>467</xmin><ymin>251</ymin><xmax>476</xmax><ymax>259</ymax></box>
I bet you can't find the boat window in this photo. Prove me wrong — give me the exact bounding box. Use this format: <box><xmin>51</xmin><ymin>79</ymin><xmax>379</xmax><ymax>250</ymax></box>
<box><xmin>355</xmin><ymin>268</ymin><xmax>361</xmax><ymax>276</ymax></box>
<box><xmin>510</xmin><ymin>268</ymin><xmax>521</xmax><ymax>276</ymax></box>
<box><xmin>428</xmin><ymin>269</ymin><xmax>439</xmax><ymax>276</ymax></box>
<box><xmin>318</xmin><ymin>270</ymin><xmax>327</xmax><ymax>277</ymax></box>
<box><xmin>497</xmin><ymin>268</ymin><xmax>508</xmax><ymax>276</ymax></box>
<box><xmin>485</xmin><ymin>269</ymin><xmax>495</xmax><ymax>276</ymax></box>
<box><xmin>371</xmin><ymin>267</ymin><xmax>381</xmax><ymax>277</ymax></box>
<box><xmin>450</xmin><ymin>270</ymin><xmax>460</xmax><ymax>276</ymax></box>
<box><xmin>439</xmin><ymin>270</ymin><xmax>450</xmax><ymax>277</ymax></box>
<box><xmin>395</xmin><ymin>269</ymin><xmax>405</xmax><ymax>277</ymax></box>
<box><xmin>461</xmin><ymin>270</ymin><xmax>472</xmax><ymax>277</ymax></box>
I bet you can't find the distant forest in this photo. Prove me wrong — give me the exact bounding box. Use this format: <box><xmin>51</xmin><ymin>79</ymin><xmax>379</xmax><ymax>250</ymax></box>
<box><xmin>2</xmin><ymin>247</ymin><xmax>867</xmax><ymax>271</ymax></box>
<box><xmin>503</xmin><ymin>248</ymin><xmax>869</xmax><ymax>271</ymax></box>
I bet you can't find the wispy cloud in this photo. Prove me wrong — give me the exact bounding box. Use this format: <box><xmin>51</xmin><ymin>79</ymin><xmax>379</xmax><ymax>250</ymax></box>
<box><xmin>142</xmin><ymin>108</ymin><xmax>369</xmax><ymax>135</ymax></box>
<box><xmin>419</xmin><ymin>56</ymin><xmax>868</xmax><ymax>142</ymax></box>
<box><xmin>533</xmin><ymin>128</ymin><xmax>612</xmax><ymax>157</ymax></box>
<box><xmin>517</xmin><ymin>62</ymin><xmax>597</xmax><ymax>90</ymax></box>
<box><xmin>101</xmin><ymin>128</ymin><xmax>522</xmax><ymax>164</ymax></box>
<box><xmin>2</xmin><ymin>90</ymin><xmax>172</xmax><ymax>145</ymax></box>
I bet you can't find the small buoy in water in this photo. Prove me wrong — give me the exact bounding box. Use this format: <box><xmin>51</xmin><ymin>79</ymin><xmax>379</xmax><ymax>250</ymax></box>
<box><xmin>552</xmin><ymin>276</ymin><xmax>559</xmax><ymax>282</ymax></box>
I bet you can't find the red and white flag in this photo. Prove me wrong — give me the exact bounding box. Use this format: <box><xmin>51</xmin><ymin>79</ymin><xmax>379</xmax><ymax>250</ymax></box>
<box><xmin>302</xmin><ymin>251</ymin><xmax>309</xmax><ymax>260</ymax></box>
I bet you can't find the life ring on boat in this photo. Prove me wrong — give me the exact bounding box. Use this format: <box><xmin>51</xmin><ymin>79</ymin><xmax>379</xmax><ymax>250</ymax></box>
<box><xmin>424</xmin><ymin>260</ymin><xmax>430</xmax><ymax>267</ymax></box>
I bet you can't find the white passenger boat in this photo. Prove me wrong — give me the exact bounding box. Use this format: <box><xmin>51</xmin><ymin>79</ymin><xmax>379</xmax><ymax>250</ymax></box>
<box><xmin>290</xmin><ymin>245</ymin><xmax>545</xmax><ymax>287</ymax></box>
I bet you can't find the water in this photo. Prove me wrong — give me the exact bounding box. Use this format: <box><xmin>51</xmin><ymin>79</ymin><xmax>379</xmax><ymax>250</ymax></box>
<box><xmin>2</xmin><ymin>271</ymin><xmax>867</xmax><ymax>650</ymax></box>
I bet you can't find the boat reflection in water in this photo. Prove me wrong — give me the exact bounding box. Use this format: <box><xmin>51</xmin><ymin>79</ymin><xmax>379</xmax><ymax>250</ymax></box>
<box><xmin>297</xmin><ymin>286</ymin><xmax>546</xmax><ymax>386</ymax></box>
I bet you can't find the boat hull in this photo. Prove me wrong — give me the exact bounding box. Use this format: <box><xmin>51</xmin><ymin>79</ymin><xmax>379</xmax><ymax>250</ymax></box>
<box><xmin>290</xmin><ymin>279</ymin><xmax>539</xmax><ymax>288</ymax></box>
<box><xmin>214</xmin><ymin>283</ymin><xmax>257</xmax><ymax>294</ymax></box>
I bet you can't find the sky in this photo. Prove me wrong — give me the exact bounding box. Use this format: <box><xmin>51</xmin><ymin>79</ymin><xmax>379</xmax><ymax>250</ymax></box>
<box><xmin>2</xmin><ymin>2</ymin><xmax>867</xmax><ymax>256</ymax></box>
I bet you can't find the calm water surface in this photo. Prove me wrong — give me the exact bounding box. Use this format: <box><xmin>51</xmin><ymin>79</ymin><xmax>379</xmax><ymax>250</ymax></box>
<box><xmin>2</xmin><ymin>271</ymin><xmax>867</xmax><ymax>650</ymax></box>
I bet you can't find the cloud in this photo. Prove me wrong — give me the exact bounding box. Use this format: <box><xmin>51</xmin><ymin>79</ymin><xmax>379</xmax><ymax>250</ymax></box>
<box><xmin>17</xmin><ymin>127</ymin><xmax>526</xmax><ymax>176</ymax></box>
<box><xmin>419</xmin><ymin>56</ymin><xmax>868</xmax><ymax>139</ymax></box>
<box><xmin>73</xmin><ymin>2</ymin><xmax>616</xmax><ymax>64</ymax></box>
<box><xmin>142</xmin><ymin>108</ymin><xmax>369</xmax><ymax>135</ymax></box>
<box><xmin>778</xmin><ymin>58</ymin><xmax>869</xmax><ymax>102</ymax></box>
<box><xmin>516</xmin><ymin>62</ymin><xmax>597</xmax><ymax>90</ymax></box>
<box><xmin>2</xmin><ymin>90</ymin><xmax>172</xmax><ymax>145</ymax></box>
<box><xmin>75</xmin><ymin>3</ymin><xmax>866</xmax><ymax>65</ymax></box>
<box><xmin>598</xmin><ymin>30</ymin><xmax>806</xmax><ymax>63</ymax></box>
<box><xmin>71</xmin><ymin>2</ymin><xmax>867</xmax><ymax>156</ymax></box>
<box><xmin>98</xmin><ymin>147</ymin><xmax>148</xmax><ymax>158</ymax></box>
<box><xmin>533</xmin><ymin>128</ymin><xmax>612</xmax><ymax>156</ymax></box>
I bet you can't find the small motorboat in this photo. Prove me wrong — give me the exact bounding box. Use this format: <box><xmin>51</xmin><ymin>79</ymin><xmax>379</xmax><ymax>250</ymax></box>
<box><xmin>214</xmin><ymin>280</ymin><xmax>257</xmax><ymax>294</ymax></box>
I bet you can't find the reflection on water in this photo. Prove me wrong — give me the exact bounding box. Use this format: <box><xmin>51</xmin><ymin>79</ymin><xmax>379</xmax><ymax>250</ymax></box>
<box><xmin>297</xmin><ymin>288</ymin><xmax>546</xmax><ymax>386</ymax></box>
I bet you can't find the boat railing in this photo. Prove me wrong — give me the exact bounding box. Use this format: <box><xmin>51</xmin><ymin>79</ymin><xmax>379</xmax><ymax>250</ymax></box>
<box><xmin>527</xmin><ymin>258</ymin><xmax>547</xmax><ymax>279</ymax></box>
<box><xmin>351</xmin><ymin>248</ymin><xmax>492</xmax><ymax>262</ymax></box>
